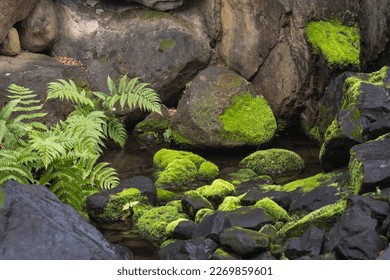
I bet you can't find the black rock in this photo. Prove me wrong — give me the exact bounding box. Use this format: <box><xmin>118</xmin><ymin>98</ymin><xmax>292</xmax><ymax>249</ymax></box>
<box><xmin>0</xmin><ymin>180</ymin><xmax>129</xmax><ymax>260</ymax></box>
<box><xmin>225</xmin><ymin>206</ymin><xmax>275</xmax><ymax>230</ymax></box>
<box><xmin>250</xmin><ymin>251</ymin><xmax>277</xmax><ymax>260</ymax></box>
<box><xmin>171</xmin><ymin>220</ymin><xmax>197</xmax><ymax>240</ymax></box>
<box><xmin>364</xmin><ymin>113</ymin><xmax>390</xmax><ymax>139</ymax></box>
<box><xmin>289</xmin><ymin>186</ymin><xmax>339</xmax><ymax>213</ymax></box>
<box><xmin>323</xmin><ymin>206</ymin><xmax>385</xmax><ymax>259</ymax></box>
<box><xmin>284</xmin><ymin>227</ymin><xmax>326</xmax><ymax>259</ymax></box>
<box><xmin>220</xmin><ymin>227</ymin><xmax>269</xmax><ymax>257</ymax></box>
<box><xmin>181</xmin><ymin>190</ymin><xmax>213</xmax><ymax>220</ymax></box>
<box><xmin>159</xmin><ymin>238</ymin><xmax>218</xmax><ymax>260</ymax></box>
<box><xmin>209</xmin><ymin>248</ymin><xmax>238</xmax><ymax>260</ymax></box>
<box><xmin>348</xmin><ymin>195</ymin><xmax>390</xmax><ymax>223</ymax></box>
<box><xmin>241</xmin><ymin>188</ymin><xmax>301</xmax><ymax>210</ymax></box>
<box><xmin>192</xmin><ymin>212</ymin><xmax>231</xmax><ymax>242</ymax></box>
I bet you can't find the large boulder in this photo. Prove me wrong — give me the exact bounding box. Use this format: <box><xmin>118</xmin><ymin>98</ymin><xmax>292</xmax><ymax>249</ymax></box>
<box><xmin>17</xmin><ymin>0</ymin><xmax>58</xmax><ymax>52</ymax></box>
<box><xmin>0</xmin><ymin>28</ymin><xmax>21</xmax><ymax>56</ymax></box>
<box><xmin>52</xmin><ymin>0</ymin><xmax>211</xmax><ymax>109</ymax></box>
<box><xmin>0</xmin><ymin>52</ymin><xmax>89</xmax><ymax>126</ymax></box>
<box><xmin>170</xmin><ymin>66</ymin><xmax>277</xmax><ymax>148</ymax></box>
<box><xmin>0</xmin><ymin>180</ymin><xmax>129</xmax><ymax>259</ymax></box>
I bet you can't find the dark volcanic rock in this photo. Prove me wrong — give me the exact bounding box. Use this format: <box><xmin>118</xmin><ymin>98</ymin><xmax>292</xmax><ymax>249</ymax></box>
<box><xmin>225</xmin><ymin>207</ymin><xmax>275</xmax><ymax>231</ymax></box>
<box><xmin>289</xmin><ymin>186</ymin><xmax>339</xmax><ymax>213</ymax></box>
<box><xmin>192</xmin><ymin>212</ymin><xmax>231</xmax><ymax>242</ymax></box>
<box><xmin>377</xmin><ymin>246</ymin><xmax>390</xmax><ymax>260</ymax></box>
<box><xmin>323</xmin><ymin>205</ymin><xmax>385</xmax><ymax>259</ymax></box>
<box><xmin>181</xmin><ymin>190</ymin><xmax>214</xmax><ymax>220</ymax></box>
<box><xmin>284</xmin><ymin>227</ymin><xmax>325</xmax><ymax>259</ymax></box>
<box><xmin>348</xmin><ymin>195</ymin><xmax>390</xmax><ymax>223</ymax></box>
<box><xmin>159</xmin><ymin>238</ymin><xmax>218</xmax><ymax>260</ymax></box>
<box><xmin>170</xmin><ymin>220</ymin><xmax>196</xmax><ymax>240</ymax></box>
<box><xmin>0</xmin><ymin>180</ymin><xmax>129</xmax><ymax>260</ymax></box>
<box><xmin>241</xmin><ymin>188</ymin><xmax>301</xmax><ymax>210</ymax></box>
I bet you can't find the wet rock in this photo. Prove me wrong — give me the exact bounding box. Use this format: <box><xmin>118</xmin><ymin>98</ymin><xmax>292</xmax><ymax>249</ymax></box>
<box><xmin>0</xmin><ymin>28</ymin><xmax>20</xmax><ymax>56</ymax></box>
<box><xmin>220</xmin><ymin>227</ymin><xmax>269</xmax><ymax>257</ymax></box>
<box><xmin>348</xmin><ymin>134</ymin><xmax>390</xmax><ymax>194</ymax></box>
<box><xmin>323</xmin><ymin>205</ymin><xmax>386</xmax><ymax>259</ymax></box>
<box><xmin>0</xmin><ymin>180</ymin><xmax>129</xmax><ymax>259</ymax></box>
<box><xmin>289</xmin><ymin>186</ymin><xmax>339</xmax><ymax>213</ymax></box>
<box><xmin>284</xmin><ymin>227</ymin><xmax>325</xmax><ymax>259</ymax></box>
<box><xmin>159</xmin><ymin>237</ymin><xmax>218</xmax><ymax>260</ymax></box>
<box><xmin>169</xmin><ymin>220</ymin><xmax>196</xmax><ymax>240</ymax></box>
<box><xmin>348</xmin><ymin>195</ymin><xmax>390</xmax><ymax>224</ymax></box>
<box><xmin>241</xmin><ymin>188</ymin><xmax>301</xmax><ymax>210</ymax></box>
<box><xmin>210</xmin><ymin>248</ymin><xmax>238</xmax><ymax>260</ymax></box>
<box><xmin>128</xmin><ymin>0</ymin><xmax>183</xmax><ymax>11</ymax></box>
<box><xmin>181</xmin><ymin>190</ymin><xmax>214</xmax><ymax>220</ymax></box>
<box><xmin>192</xmin><ymin>212</ymin><xmax>231</xmax><ymax>242</ymax></box>
<box><xmin>250</xmin><ymin>252</ymin><xmax>277</xmax><ymax>260</ymax></box>
<box><xmin>18</xmin><ymin>0</ymin><xmax>57</xmax><ymax>52</ymax></box>
<box><xmin>170</xmin><ymin>66</ymin><xmax>276</xmax><ymax>148</ymax></box>
<box><xmin>225</xmin><ymin>207</ymin><xmax>275</xmax><ymax>230</ymax></box>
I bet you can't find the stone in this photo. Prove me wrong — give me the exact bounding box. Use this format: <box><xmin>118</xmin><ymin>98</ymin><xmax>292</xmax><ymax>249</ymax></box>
<box><xmin>347</xmin><ymin>195</ymin><xmax>390</xmax><ymax>224</ymax></box>
<box><xmin>181</xmin><ymin>190</ymin><xmax>214</xmax><ymax>220</ymax></box>
<box><xmin>192</xmin><ymin>212</ymin><xmax>231</xmax><ymax>242</ymax></box>
<box><xmin>323</xmin><ymin>205</ymin><xmax>385</xmax><ymax>260</ymax></box>
<box><xmin>225</xmin><ymin>207</ymin><xmax>275</xmax><ymax>230</ymax></box>
<box><xmin>52</xmin><ymin>0</ymin><xmax>210</xmax><ymax>112</ymax></box>
<box><xmin>159</xmin><ymin>238</ymin><xmax>218</xmax><ymax>260</ymax></box>
<box><xmin>0</xmin><ymin>180</ymin><xmax>128</xmax><ymax>259</ymax></box>
<box><xmin>18</xmin><ymin>0</ymin><xmax>58</xmax><ymax>52</ymax></box>
<box><xmin>241</xmin><ymin>188</ymin><xmax>301</xmax><ymax>210</ymax></box>
<box><xmin>128</xmin><ymin>0</ymin><xmax>183</xmax><ymax>11</ymax></box>
<box><xmin>220</xmin><ymin>227</ymin><xmax>269</xmax><ymax>257</ymax></box>
<box><xmin>284</xmin><ymin>227</ymin><xmax>325</xmax><ymax>259</ymax></box>
<box><xmin>377</xmin><ymin>247</ymin><xmax>390</xmax><ymax>260</ymax></box>
<box><xmin>168</xmin><ymin>220</ymin><xmax>196</xmax><ymax>240</ymax></box>
<box><xmin>289</xmin><ymin>186</ymin><xmax>340</xmax><ymax>213</ymax></box>
<box><xmin>170</xmin><ymin>66</ymin><xmax>276</xmax><ymax>148</ymax></box>
<box><xmin>196</xmin><ymin>179</ymin><xmax>236</xmax><ymax>207</ymax></box>
<box><xmin>348</xmin><ymin>134</ymin><xmax>390</xmax><ymax>194</ymax></box>
<box><xmin>0</xmin><ymin>52</ymin><xmax>89</xmax><ymax>127</ymax></box>
<box><xmin>0</xmin><ymin>28</ymin><xmax>21</xmax><ymax>56</ymax></box>
<box><xmin>210</xmin><ymin>248</ymin><xmax>237</xmax><ymax>260</ymax></box>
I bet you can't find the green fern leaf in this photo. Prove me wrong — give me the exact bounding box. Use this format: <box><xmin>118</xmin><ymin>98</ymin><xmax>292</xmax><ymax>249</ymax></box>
<box><xmin>0</xmin><ymin>162</ymin><xmax>34</xmax><ymax>183</ymax></box>
<box><xmin>107</xmin><ymin>75</ymin><xmax>118</xmax><ymax>96</ymax></box>
<box><xmin>89</xmin><ymin>162</ymin><xmax>119</xmax><ymax>190</ymax></box>
<box><xmin>118</xmin><ymin>75</ymin><xmax>128</xmax><ymax>94</ymax></box>
<box><xmin>47</xmin><ymin>79</ymin><xmax>95</xmax><ymax>108</ymax></box>
<box><xmin>92</xmin><ymin>91</ymin><xmax>109</xmax><ymax>102</ymax></box>
<box><xmin>106</xmin><ymin>116</ymin><xmax>127</xmax><ymax>148</ymax></box>
<box><xmin>0</xmin><ymin>99</ymin><xmax>19</xmax><ymax>121</ymax></box>
<box><xmin>7</xmin><ymin>84</ymin><xmax>34</xmax><ymax>95</ymax></box>
<box><xmin>30</xmin><ymin>134</ymin><xmax>66</xmax><ymax>168</ymax></box>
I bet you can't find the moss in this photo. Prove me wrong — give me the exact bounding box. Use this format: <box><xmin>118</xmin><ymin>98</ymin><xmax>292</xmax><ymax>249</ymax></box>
<box><xmin>140</xmin><ymin>10</ymin><xmax>173</xmax><ymax>21</ymax></box>
<box><xmin>240</xmin><ymin>149</ymin><xmax>305</xmax><ymax>182</ymax></box>
<box><xmin>153</xmin><ymin>148</ymin><xmax>205</xmax><ymax>169</ymax></box>
<box><xmin>194</xmin><ymin>208</ymin><xmax>214</xmax><ymax>223</ymax></box>
<box><xmin>282</xmin><ymin>171</ymin><xmax>343</xmax><ymax>193</ymax></box>
<box><xmin>155</xmin><ymin>158</ymin><xmax>198</xmax><ymax>188</ymax></box>
<box><xmin>196</xmin><ymin>179</ymin><xmax>236</xmax><ymax>205</ymax></box>
<box><xmin>171</xmin><ymin>129</ymin><xmax>196</xmax><ymax>147</ymax></box>
<box><xmin>367</xmin><ymin>66</ymin><xmax>389</xmax><ymax>86</ymax></box>
<box><xmin>135</xmin><ymin>118</ymin><xmax>169</xmax><ymax>134</ymax></box>
<box><xmin>348</xmin><ymin>149</ymin><xmax>364</xmax><ymax>195</ymax></box>
<box><xmin>159</xmin><ymin>39</ymin><xmax>176</xmax><ymax>51</ymax></box>
<box><xmin>229</xmin><ymin>169</ymin><xmax>273</xmax><ymax>183</ymax></box>
<box><xmin>156</xmin><ymin>188</ymin><xmax>176</xmax><ymax>203</ymax></box>
<box><xmin>319</xmin><ymin>117</ymin><xmax>342</xmax><ymax>159</ymax></box>
<box><xmin>166</xmin><ymin>199</ymin><xmax>183</xmax><ymax>212</ymax></box>
<box><xmin>135</xmin><ymin>205</ymin><xmax>188</xmax><ymax>244</ymax></box>
<box><xmin>217</xmin><ymin>196</ymin><xmax>241</xmax><ymax>211</ymax></box>
<box><xmin>132</xmin><ymin>203</ymin><xmax>152</xmax><ymax>219</ymax></box>
<box><xmin>160</xmin><ymin>239</ymin><xmax>179</xmax><ymax>249</ymax></box>
<box><xmin>306</xmin><ymin>20</ymin><xmax>360</xmax><ymax>68</ymax></box>
<box><xmin>213</xmin><ymin>248</ymin><xmax>236</xmax><ymax>259</ymax></box>
<box><xmin>102</xmin><ymin>188</ymin><xmax>148</xmax><ymax>221</ymax></box>
<box><xmin>165</xmin><ymin>218</ymin><xmax>189</xmax><ymax>236</ymax></box>
<box><xmin>219</xmin><ymin>92</ymin><xmax>277</xmax><ymax>145</ymax></box>
<box><xmin>278</xmin><ymin>200</ymin><xmax>347</xmax><ymax>238</ymax></box>
<box><xmin>198</xmin><ymin>161</ymin><xmax>219</xmax><ymax>180</ymax></box>
<box><xmin>259</xmin><ymin>224</ymin><xmax>278</xmax><ymax>242</ymax></box>
<box><xmin>182</xmin><ymin>190</ymin><xmax>213</xmax><ymax>218</ymax></box>
<box><xmin>255</xmin><ymin>198</ymin><xmax>289</xmax><ymax>222</ymax></box>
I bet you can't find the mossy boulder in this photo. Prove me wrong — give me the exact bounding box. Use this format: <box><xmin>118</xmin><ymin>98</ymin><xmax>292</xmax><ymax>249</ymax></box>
<box><xmin>255</xmin><ymin>198</ymin><xmax>289</xmax><ymax>222</ymax></box>
<box><xmin>198</xmin><ymin>161</ymin><xmax>219</xmax><ymax>181</ymax></box>
<box><xmin>155</xmin><ymin>159</ymin><xmax>198</xmax><ymax>188</ymax></box>
<box><xmin>156</xmin><ymin>188</ymin><xmax>176</xmax><ymax>203</ymax></box>
<box><xmin>196</xmin><ymin>179</ymin><xmax>236</xmax><ymax>206</ymax></box>
<box><xmin>135</xmin><ymin>205</ymin><xmax>188</xmax><ymax>244</ymax></box>
<box><xmin>170</xmin><ymin>66</ymin><xmax>277</xmax><ymax>148</ymax></box>
<box><xmin>217</xmin><ymin>196</ymin><xmax>241</xmax><ymax>211</ymax></box>
<box><xmin>181</xmin><ymin>190</ymin><xmax>214</xmax><ymax>219</ymax></box>
<box><xmin>281</xmin><ymin>171</ymin><xmax>343</xmax><ymax>193</ymax></box>
<box><xmin>153</xmin><ymin>148</ymin><xmax>205</xmax><ymax>169</ymax></box>
<box><xmin>306</xmin><ymin>20</ymin><xmax>360</xmax><ymax>69</ymax></box>
<box><xmin>278</xmin><ymin>200</ymin><xmax>347</xmax><ymax>239</ymax></box>
<box><xmin>240</xmin><ymin>149</ymin><xmax>305</xmax><ymax>183</ymax></box>
<box><xmin>194</xmin><ymin>208</ymin><xmax>214</xmax><ymax>224</ymax></box>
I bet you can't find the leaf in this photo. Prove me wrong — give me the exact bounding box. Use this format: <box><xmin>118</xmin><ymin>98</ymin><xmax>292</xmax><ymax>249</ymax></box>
<box><xmin>47</xmin><ymin>79</ymin><xmax>95</xmax><ymax>108</ymax></box>
<box><xmin>107</xmin><ymin>75</ymin><xmax>118</xmax><ymax>96</ymax></box>
<box><xmin>30</xmin><ymin>134</ymin><xmax>66</xmax><ymax>168</ymax></box>
<box><xmin>106</xmin><ymin>117</ymin><xmax>127</xmax><ymax>148</ymax></box>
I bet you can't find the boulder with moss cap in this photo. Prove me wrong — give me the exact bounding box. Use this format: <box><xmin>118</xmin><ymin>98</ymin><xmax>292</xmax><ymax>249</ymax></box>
<box><xmin>170</xmin><ymin>66</ymin><xmax>277</xmax><ymax>148</ymax></box>
<box><xmin>255</xmin><ymin>198</ymin><xmax>289</xmax><ymax>222</ymax></box>
<box><xmin>181</xmin><ymin>190</ymin><xmax>214</xmax><ymax>219</ymax></box>
<box><xmin>196</xmin><ymin>179</ymin><xmax>236</xmax><ymax>206</ymax></box>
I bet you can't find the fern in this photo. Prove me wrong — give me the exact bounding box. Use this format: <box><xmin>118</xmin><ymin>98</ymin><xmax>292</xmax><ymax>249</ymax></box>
<box><xmin>105</xmin><ymin>116</ymin><xmax>127</xmax><ymax>148</ymax></box>
<box><xmin>0</xmin><ymin>149</ymin><xmax>34</xmax><ymax>186</ymax></box>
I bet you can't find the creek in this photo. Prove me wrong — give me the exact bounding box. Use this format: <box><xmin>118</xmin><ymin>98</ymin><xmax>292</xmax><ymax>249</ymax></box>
<box><xmin>95</xmin><ymin>133</ymin><xmax>321</xmax><ymax>259</ymax></box>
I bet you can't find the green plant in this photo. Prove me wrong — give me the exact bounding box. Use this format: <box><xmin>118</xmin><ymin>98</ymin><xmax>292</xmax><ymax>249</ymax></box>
<box><xmin>0</xmin><ymin>75</ymin><xmax>161</xmax><ymax>211</ymax></box>
<box><xmin>163</xmin><ymin>127</ymin><xmax>173</xmax><ymax>143</ymax></box>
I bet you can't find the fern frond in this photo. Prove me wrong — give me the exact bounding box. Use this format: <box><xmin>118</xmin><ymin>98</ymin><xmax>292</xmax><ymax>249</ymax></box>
<box><xmin>0</xmin><ymin>99</ymin><xmax>20</xmax><ymax>121</ymax></box>
<box><xmin>0</xmin><ymin>158</ymin><xmax>34</xmax><ymax>184</ymax></box>
<box><xmin>89</xmin><ymin>161</ymin><xmax>119</xmax><ymax>190</ymax></box>
<box><xmin>107</xmin><ymin>75</ymin><xmax>118</xmax><ymax>96</ymax></box>
<box><xmin>7</xmin><ymin>84</ymin><xmax>34</xmax><ymax>96</ymax></box>
<box><xmin>29</xmin><ymin>133</ymin><xmax>66</xmax><ymax>168</ymax></box>
<box><xmin>47</xmin><ymin>79</ymin><xmax>95</xmax><ymax>108</ymax></box>
<box><xmin>106</xmin><ymin>116</ymin><xmax>127</xmax><ymax>148</ymax></box>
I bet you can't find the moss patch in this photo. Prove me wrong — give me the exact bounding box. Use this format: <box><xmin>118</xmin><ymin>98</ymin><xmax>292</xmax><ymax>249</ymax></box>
<box><xmin>198</xmin><ymin>161</ymin><xmax>219</xmax><ymax>181</ymax></box>
<box><xmin>165</xmin><ymin>218</ymin><xmax>189</xmax><ymax>236</ymax></box>
<box><xmin>159</xmin><ymin>39</ymin><xmax>176</xmax><ymax>51</ymax></box>
<box><xmin>196</xmin><ymin>179</ymin><xmax>236</xmax><ymax>206</ymax></box>
<box><xmin>306</xmin><ymin>20</ymin><xmax>360</xmax><ymax>68</ymax></box>
<box><xmin>155</xmin><ymin>158</ymin><xmax>198</xmax><ymax>188</ymax></box>
<box><xmin>282</xmin><ymin>171</ymin><xmax>343</xmax><ymax>193</ymax></box>
<box><xmin>279</xmin><ymin>200</ymin><xmax>347</xmax><ymax>238</ymax></box>
<box><xmin>219</xmin><ymin>92</ymin><xmax>277</xmax><ymax>145</ymax></box>
<box><xmin>348</xmin><ymin>149</ymin><xmax>364</xmax><ymax>195</ymax></box>
<box><xmin>255</xmin><ymin>198</ymin><xmax>289</xmax><ymax>222</ymax></box>
<box><xmin>217</xmin><ymin>196</ymin><xmax>241</xmax><ymax>211</ymax></box>
<box><xmin>153</xmin><ymin>148</ymin><xmax>205</xmax><ymax>169</ymax></box>
<box><xmin>194</xmin><ymin>208</ymin><xmax>214</xmax><ymax>223</ymax></box>
<box><xmin>156</xmin><ymin>188</ymin><xmax>176</xmax><ymax>203</ymax></box>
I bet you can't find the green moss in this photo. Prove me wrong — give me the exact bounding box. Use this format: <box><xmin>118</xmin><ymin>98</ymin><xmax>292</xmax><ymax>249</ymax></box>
<box><xmin>367</xmin><ymin>66</ymin><xmax>389</xmax><ymax>86</ymax></box>
<box><xmin>194</xmin><ymin>208</ymin><xmax>214</xmax><ymax>223</ymax></box>
<box><xmin>219</xmin><ymin>92</ymin><xmax>277</xmax><ymax>145</ymax></box>
<box><xmin>259</xmin><ymin>224</ymin><xmax>278</xmax><ymax>242</ymax></box>
<box><xmin>255</xmin><ymin>198</ymin><xmax>289</xmax><ymax>222</ymax></box>
<box><xmin>155</xmin><ymin>158</ymin><xmax>198</xmax><ymax>188</ymax></box>
<box><xmin>198</xmin><ymin>161</ymin><xmax>219</xmax><ymax>180</ymax></box>
<box><xmin>278</xmin><ymin>200</ymin><xmax>347</xmax><ymax>238</ymax></box>
<box><xmin>182</xmin><ymin>190</ymin><xmax>213</xmax><ymax>218</ymax></box>
<box><xmin>171</xmin><ymin>130</ymin><xmax>196</xmax><ymax>146</ymax></box>
<box><xmin>132</xmin><ymin>203</ymin><xmax>152</xmax><ymax>219</ymax></box>
<box><xmin>217</xmin><ymin>196</ymin><xmax>241</xmax><ymax>211</ymax></box>
<box><xmin>306</xmin><ymin>20</ymin><xmax>360</xmax><ymax>68</ymax></box>
<box><xmin>196</xmin><ymin>179</ymin><xmax>236</xmax><ymax>205</ymax></box>
<box><xmin>213</xmin><ymin>248</ymin><xmax>236</xmax><ymax>259</ymax></box>
<box><xmin>159</xmin><ymin>39</ymin><xmax>176</xmax><ymax>51</ymax></box>
<box><xmin>240</xmin><ymin>149</ymin><xmax>305</xmax><ymax>182</ymax></box>
<box><xmin>348</xmin><ymin>149</ymin><xmax>364</xmax><ymax>195</ymax></box>
<box><xmin>165</xmin><ymin>218</ymin><xmax>189</xmax><ymax>236</ymax></box>
<box><xmin>319</xmin><ymin>117</ymin><xmax>342</xmax><ymax>159</ymax></box>
<box><xmin>135</xmin><ymin>205</ymin><xmax>188</xmax><ymax>244</ymax></box>
<box><xmin>156</xmin><ymin>188</ymin><xmax>176</xmax><ymax>203</ymax></box>
<box><xmin>166</xmin><ymin>199</ymin><xmax>183</xmax><ymax>212</ymax></box>
<box><xmin>135</xmin><ymin>118</ymin><xmax>169</xmax><ymax>133</ymax></box>
<box><xmin>140</xmin><ymin>10</ymin><xmax>173</xmax><ymax>21</ymax></box>
<box><xmin>282</xmin><ymin>171</ymin><xmax>342</xmax><ymax>192</ymax></box>
<box><xmin>153</xmin><ymin>148</ymin><xmax>205</xmax><ymax>169</ymax></box>
<box><xmin>229</xmin><ymin>169</ymin><xmax>273</xmax><ymax>183</ymax></box>
<box><xmin>102</xmin><ymin>188</ymin><xmax>148</xmax><ymax>221</ymax></box>
<box><xmin>160</xmin><ymin>239</ymin><xmax>179</xmax><ymax>249</ymax></box>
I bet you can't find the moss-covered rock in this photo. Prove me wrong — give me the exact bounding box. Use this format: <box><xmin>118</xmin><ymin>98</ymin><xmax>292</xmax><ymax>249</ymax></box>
<box><xmin>194</xmin><ymin>208</ymin><xmax>214</xmax><ymax>224</ymax></box>
<box><xmin>196</xmin><ymin>179</ymin><xmax>236</xmax><ymax>206</ymax></box>
<box><xmin>240</xmin><ymin>149</ymin><xmax>305</xmax><ymax>183</ymax></box>
<box><xmin>165</xmin><ymin>218</ymin><xmax>189</xmax><ymax>236</ymax></box>
<box><xmin>181</xmin><ymin>190</ymin><xmax>214</xmax><ymax>219</ymax></box>
<box><xmin>153</xmin><ymin>148</ymin><xmax>206</xmax><ymax>169</ymax></box>
<box><xmin>135</xmin><ymin>205</ymin><xmax>188</xmax><ymax>244</ymax></box>
<box><xmin>306</xmin><ymin>20</ymin><xmax>360</xmax><ymax>69</ymax></box>
<box><xmin>278</xmin><ymin>200</ymin><xmax>347</xmax><ymax>239</ymax></box>
<box><xmin>156</xmin><ymin>188</ymin><xmax>176</xmax><ymax>203</ymax></box>
<box><xmin>211</xmin><ymin>248</ymin><xmax>237</xmax><ymax>260</ymax></box>
<box><xmin>255</xmin><ymin>198</ymin><xmax>289</xmax><ymax>222</ymax></box>
<box><xmin>282</xmin><ymin>171</ymin><xmax>343</xmax><ymax>193</ymax></box>
<box><xmin>217</xmin><ymin>196</ymin><xmax>241</xmax><ymax>211</ymax></box>
<box><xmin>229</xmin><ymin>168</ymin><xmax>272</xmax><ymax>183</ymax></box>
<box><xmin>198</xmin><ymin>161</ymin><xmax>219</xmax><ymax>181</ymax></box>
<box><xmin>155</xmin><ymin>159</ymin><xmax>198</xmax><ymax>188</ymax></box>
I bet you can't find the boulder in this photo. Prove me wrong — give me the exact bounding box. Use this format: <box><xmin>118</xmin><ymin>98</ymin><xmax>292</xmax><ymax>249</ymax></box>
<box><xmin>0</xmin><ymin>28</ymin><xmax>21</xmax><ymax>56</ymax></box>
<box><xmin>170</xmin><ymin>66</ymin><xmax>276</xmax><ymax>149</ymax></box>
<box><xmin>284</xmin><ymin>227</ymin><xmax>325</xmax><ymax>259</ymax></box>
<box><xmin>52</xmin><ymin>0</ymin><xmax>210</xmax><ymax>109</ymax></box>
<box><xmin>17</xmin><ymin>0</ymin><xmax>58</xmax><ymax>52</ymax></box>
<box><xmin>241</xmin><ymin>188</ymin><xmax>301</xmax><ymax>210</ymax></box>
<box><xmin>0</xmin><ymin>180</ymin><xmax>129</xmax><ymax>259</ymax></box>
<box><xmin>128</xmin><ymin>0</ymin><xmax>183</xmax><ymax>11</ymax></box>
<box><xmin>323</xmin><ymin>205</ymin><xmax>386</xmax><ymax>259</ymax></box>
<box><xmin>159</xmin><ymin>237</ymin><xmax>218</xmax><ymax>260</ymax></box>
<box><xmin>210</xmin><ymin>248</ymin><xmax>238</xmax><ymax>260</ymax></box>
<box><xmin>0</xmin><ymin>52</ymin><xmax>89</xmax><ymax>126</ymax></box>
<box><xmin>167</xmin><ymin>219</ymin><xmax>196</xmax><ymax>240</ymax></box>
<box><xmin>181</xmin><ymin>190</ymin><xmax>214</xmax><ymax>220</ymax></box>
<box><xmin>348</xmin><ymin>134</ymin><xmax>390</xmax><ymax>194</ymax></box>
<box><xmin>225</xmin><ymin>207</ymin><xmax>275</xmax><ymax>230</ymax></box>
<box><xmin>289</xmin><ymin>186</ymin><xmax>340</xmax><ymax>213</ymax></box>
<box><xmin>347</xmin><ymin>195</ymin><xmax>390</xmax><ymax>224</ymax></box>
<box><xmin>196</xmin><ymin>179</ymin><xmax>236</xmax><ymax>207</ymax></box>
<box><xmin>377</xmin><ymin>247</ymin><xmax>390</xmax><ymax>260</ymax></box>
<box><xmin>192</xmin><ymin>212</ymin><xmax>231</xmax><ymax>242</ymax></box>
